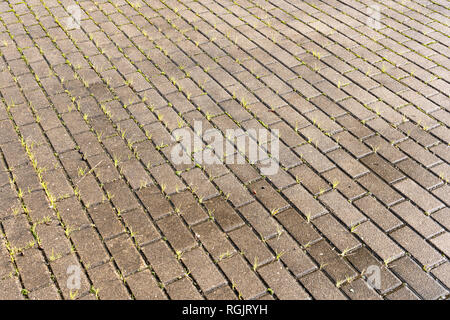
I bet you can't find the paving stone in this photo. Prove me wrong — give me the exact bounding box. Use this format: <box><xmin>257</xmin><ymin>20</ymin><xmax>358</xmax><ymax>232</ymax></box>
<box><xmin>391</xmin><ymin>257</ymin><xmax>448</xmax><ymax>300</ymax></box>
<box><xmin>205</xmin><ymin>285</ymin><xmax>237</xmax><ymax>300</ymax></box>
<box><xmin>219</xmin><ymin>254</ymin><xmax>266</xmax><ymax>300</ymax></box>
<box><xmin>104</xmin><ymin>180</ymin><xmax>140</xmax><ymax>214</ymax></box>
<box><xmin>119</xmin><ymin>159</ymin><xmax>153</xmax><ymax>190</ymax></box>
<box><xmin>307</xmin><ymin>240</ymin><xmax>358</xmax><ymax>284</ymax></box>
<box><xmin>353</xmin><ymin>196</ymin><xmax>403</xmax><ymax>232</ymax></box>
<box><xmin>294</xmin><ymin>143</ymin><xmax>335</xmax><ymax>173</ymax></box>
<box><xmin>136</xmin><ymin>186</ymin><xmax>173</xmax><ymax>219</ymax></box>
<box><xmin>300</xmin><ymin>270</ymin><xmax>347</xmax><ymax>300</ymax></box>
<box><xmin>142</xmin><ymin>240</ymin><xmax>185</xmax><ymax>284</ymax></box>
<box><xmin>71</xmin><ymin>227</ymin><xmax>109</xmax><ymax>268</ymax></box>
<box><xmin>432</xmin><ymin>208</ymin><xmax>450</xmax><ymax>231</ymax></box>
<box><xmin>432</xmin><ymin>262</ymin><xmax>450</xmax><ymax>289</ymax></box>
<box><xmin>430</xmin><ymin>233</ymin><xmax>450</xmax><ymax>258</ymax></box>
<box><xmin>192</xmin><ymin>220</ymin><xmax>236</xmax><ymax>261</ymax></box>
<box><xmin>166</xmin><ymin>277</ymin><xmax>203</xmax><ymax>300</ymax></box>
<box><xmin>319</xmin><ymin>191</ymin><xmax>366</xmax><ymax>228</ymax></box>
<box><xmin>328</xmin><ymin>148</ymin><xmax>369</xmax><ymax>179</ymax></box>
<box><xmin>126</xmin><ymin>269</ymin><xmax>166</xmax><ymax>300</ymax></box>
<box><xmin>259</xmin><ymin>261</ymin><xmax>310</xmax><ymax>300</ymax></box>
<box><xmin>214</xmin><ymin>173</ymin><xmax>254</xmax><ymax>207</ymax></box>
<box><xmin>397</xmin><ymin>139</ymin><xmax>441</xmax><ymax>168</ymax></box>
<box><xmin>353</xmin><ymin>221</ymin><xmax>404</xmax><ymax>263</ymax></box>
<box><xmin>346</xmin><ymin>247</ymin><xmax>402</xmax><ymax>295</ymax></box>
<box><xmin>289</xmin><ymin>165</ymin><xmax>330</xmax><ymax>196</ymax></box>
<box><xmin>238</xmin><ymin>201</ymin><xmax>280</xmax><ymax>240</ymax></box>
<box><xmin>28</xmin><ymin>285</ymin><xmax>61</xmax><ymax>300</ymax></box>
<box><xmin>249</xmin><ymin>179</ymin><xmax>290</xmax><ymax>213</ymax></box>
<box><xmin>394</xmin><ymin>179</ymin><xmax>444</xmax><ymax>214</ymax></box>
<box><xmin>50</xmin><ymin>253</ymin><xmax>90</xmax><ymax>299</ymax></box>
<box><xmin>358</xmin><ymin>173</ymin><xmax>404</xmax><ymax>207</ymax></box>
<box><xmin>386</xmin><ymin>286</ymin><xmax>420</xmax><ymax>300</ymax></box>
<box><xmin>88</xmin><ymin>262</ymin><xmax>131</xmax><ymax>300</ymax></box>
<box><xmin>121</xmin><ymin>208</ymin><xmax>160</xmax><ymax>246</ymax></box>
<box><xmin>0</xmin><ymin>277</ymin><xmax>24</xmax><ymax>300</ymax></box>
<box><xmin>392</xmin><ymin>201</ymin><xmax>443</xmax><ymax>239</ymax></box>
<box><xmin>334</xmin><ymin>131</ymin><xmax>372</xmax><ymax>159</ymax></box>
<box><xmin>229</xmin><ymin>226</ymin><xmax>274</xmax><ymax>268</ymax></box>
<box><xmin>391</xmin><ymin>226</ymin><xmax>445</xmax><ymax>268</ymax></box>
<box><xmin>266</xmin><ymin>232</ymin><xmax>317</xmax><ymax>278</ymax></box>
<box><xmin>150</xmin><ymin>163</ymin><xmax>186</xmax><ymax>195</ymax></box>
<box><xmin>182</xmin><ymin>247</ymin><xmax>226</xmax><ymax>293</ymax></box>
<box><xmin>397</xmin><ymin>159</ymin><xmax>443</xmax><ymax>190</ymax></box>
<box><xmin>341</xmin><ymin>278</ymin><xmax>383</xmax><ymax>300</ymax></box>
<box><xmin>312</xmin><ymin>214</ymin><xmax>361</xmax><ymax>254</ymax></box>
<box><xmin>181</xmin><ymin>167</ymin><xmax>219</xmax><ymax>201</ymax></box>
<box><xmin>322</xmin><ymin>168</ymin><xmax>366</xmax><ymax>200</ymax></box>
<box><xmin>360</xmin><ymin>153</ymin><xmax>405</xmax><ymax>184</ymax></box>
<box><xmin>432</xmin><ymin>184</ymin><xmax>450</xmax><ymax>207</ymax></box>
<box><xmin>15</xmin><ymin>248</ymin><xmax>52</xmax><ymax>291</ymax></box>
<box><xmin>364</xmin><ymin>135</ymin><xmax>407</xmax><ymax>164</ymax></box>
<box><xmin>203</xmin><ymin>197</ymin><xmax>244</xmax><ymax>233</ymax></box>
<box><xmin>157</xmin><ymin>214</ymin><xmax>197</xmax><ymax>253</ymax></box>
<box><xmin>276</xmin><ymin>208</ymin><xmax>322</xmax><ymax>247</ymax></box>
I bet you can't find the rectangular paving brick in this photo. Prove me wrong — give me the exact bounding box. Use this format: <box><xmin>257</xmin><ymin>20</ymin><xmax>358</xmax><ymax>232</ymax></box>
<box><xmin>397</xmin><ymin>139</ymin><xmax>441</xmax><ymax>168</ymax></box>
<box><xmin>126</xmin><ymin>269</ymin><xmax>166</xmax><ymax>300</ymax></box>
<box><xmin>157</xmin><ymin>214</ymin><xmax>197</xmax><ymax>253</ymax></box>
<box><xmin>294</xmin><ymin>143</ymin><xmax>335</xmax><ymax>174</ymax></box>
<box><xmin>397</xmin><ymin>159</ymin><xmax>443</xmax><ymax>190</ymax></box>
<box><xmin>182</xmin><ymin>247</ymin><xmax>226</xmax><ymax>293</ymax></box>
<box><xmin>307</xmin><ymin>240</ymin><xmax>358</xmax><ymax>284</ymax></box>
<box><xmin>88</xmin><ymin>262</ymin><xmax>130</xmax><ymax>300</ymax></box>
<box><xmin>334</xmin><ymin>131</ymin><xmax>372</xmax><ymax>159</ymax></box>
<box><xmin>319</xmin><ymin>190</ymin><xmax>366</xmax><ymax>228</ymax></box>
<box><xmin>360</xmin><ymin>153</ymin><xmax>405</xmax><ymax>184</ymax></box>
<box><xmin>391</xmin><ymin>226</ymin><xmax>445</xmax><ymax>268</ymax></box>
<box><xmin>276</xmin><ymin>208</ymin><xmax>322</xmax><ymax>247</ymax></box>
<box><xmin>327</xmin><ymin>148</ymin><xmax>369</xmax><ymax>179</ymax></box>
<box><xmin>312</xmin><ymin>214</ymin><xmax>361</xmax><ymax>253</ymax></box>
<box><xmin>239</xmin><ymin>201</ymin><xmax>280</xmax><ymax>240</ymax></box>
<box><xmin>142</xmin><ymin>240</ymin><xmax>185</xmax><ymax>285</ymax></box>
<box><xmin>150</xmin><ymin>163</ymin><xmax>186</xmax><ymax>195</ymax></box>
<box><xmin>300</xmin><ymin>270</ymin><xmax>347</xmax><ymax>300</ymax></box>
<box><xmin>214</xmin><ymin>173</ymin><xmax>254</xmax><ymax>207</ymax></box>
<box><xmin>181</xmin><ymin>168</ymin><xmax>219</xmax><ymax>201</ymax></box>
<box><xmin>392</xmin><ymin>201</ymin><xmax>443</xmax><ymax>239</ymax></box>
<box><xmin>353</xmin><ymin>221</ymin><xmax>404</xmax><ymax>263</ymax></box>
<box><xmin>267</xmin><ymin>232</ymin><xmax>317</xmax><ymax>278</ymax></box>
<box><xmin>258</xmin><ymin>261</ymin><xmax>310</xmax><ymax>300</ymax></box>
<box><xmin>289</xmin><ymin>165</ymin><xmax>330</xmax><ymax>196</ymax></box>
<box><xmin>347</xmin><ymin>247</ymin><xmax>402</xmax><ymax>295</ymax></box>
<box><xmin>136</xmin><ymin>186</ymin><xmax>173</xmax><ymax>220</ymax></box>
<box><xmin>353</xmin><ymin>196</ymin><xmax>403</xmax><ymax>233</ymax></box>
<box><xmin>322</xmin><ymin>168</ymin><xmax>366</xmax><ymax>200</ymax></box>
<box><xmin>229</xmin><ymin>226</ymin><xmax>274</xmax><ymax>267</ymax></box>
<box><xmin>203</xmin><ymin>197</ymin><xmax>244</xmax><ymax>233</ymax></box>
<box><xmin>166</xmin><ymin>277</ymin><xmax>203</xmax><ymax>300</ymax></box>
<box><xmin>430</xmin><ymin>232</ymin><xmax>450</xmax><ymax>258</ymax></box>
<box><xmin>358</xmin><ymin>173</ymin><xmax>404</xmax><ymax>207</ymax></box>
<box><xmin>394</xmin><ymin>178</ymin><xmax>444</xmax><ymax>214</ymax></box>
<box><xmin>283</xmin><ymin>184</ymin><xmax>328</xmax><ymax>220</ymax></box>
<box><xmin>219</xmin><ymin>254</ymin><xmax>267</xmax><ymax>300</ymax></box>
<box><xmin>391</xmin><ymin>257</ymin><xmax>448</xmax><ymax>300</ymax></box>
<box><xmin>249</xmin><ymin>179</ymin><xmax>290</xmax><ymax>213</ymax></box>
<box><xmin>192</xmin><ymin>220</ymin><xmax>236</xmax><ymax>261</ymax></box>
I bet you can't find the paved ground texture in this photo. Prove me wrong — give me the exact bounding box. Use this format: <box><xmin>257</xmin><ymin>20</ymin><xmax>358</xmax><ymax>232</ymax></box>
<box><xmin>0</xmin><ymin>0</ymin><xmax>448</xmax><ymax>300</ymax></box>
